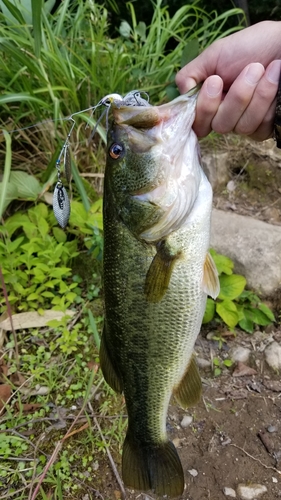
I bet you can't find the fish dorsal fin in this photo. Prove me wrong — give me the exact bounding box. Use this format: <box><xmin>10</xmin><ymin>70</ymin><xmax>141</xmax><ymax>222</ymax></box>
<box><xmin>174</xmin><ymin>356</ymin><xmax>202</xmax><ymax>408</ymax></box>
<box><xmin>144</xmin><ymin>240</ymin><xmax>182</xmax><ymax>303</ymax></box>
<box><xmin>202</xmin><ymin>252</ymin><xmax>220</xmax><ymax>299</ymax></box>
<box><xmin>99</xmin><ymin>328</ymin><xmax>123</xmax><ymax>393</ymax></box>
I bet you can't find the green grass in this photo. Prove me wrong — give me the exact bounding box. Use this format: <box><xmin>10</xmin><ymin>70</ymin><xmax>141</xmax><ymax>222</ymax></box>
<box><xmin>0</xmin><ymin>0</ymin><xmax>244</xmax><ymax>191</ymax></box>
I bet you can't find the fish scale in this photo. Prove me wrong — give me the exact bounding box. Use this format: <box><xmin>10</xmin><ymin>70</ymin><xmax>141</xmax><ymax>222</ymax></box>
<box><xmin>100</xmin><ymin>87</ymin><xmax>220</xmax><ymax>497</ymax></box>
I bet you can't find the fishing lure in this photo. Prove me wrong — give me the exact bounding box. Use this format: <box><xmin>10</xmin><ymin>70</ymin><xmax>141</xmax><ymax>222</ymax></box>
<box><xmin>53</xmin><ymin>90</ymin><xmax>150</xmax><ymax>228</ymax></box>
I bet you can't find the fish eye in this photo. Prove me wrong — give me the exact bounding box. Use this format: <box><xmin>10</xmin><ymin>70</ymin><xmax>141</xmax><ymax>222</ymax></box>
<box><xmin>109</xmin><ymin>143</ymin><xmax>124</xmax><ymax>159</ymax></box>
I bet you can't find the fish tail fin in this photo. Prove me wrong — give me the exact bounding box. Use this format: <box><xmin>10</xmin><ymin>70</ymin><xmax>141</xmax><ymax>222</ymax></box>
<box><xmin>122</xmin><ymin>433</ymin><xmax>184</xmax><ymax>497</ymax></box>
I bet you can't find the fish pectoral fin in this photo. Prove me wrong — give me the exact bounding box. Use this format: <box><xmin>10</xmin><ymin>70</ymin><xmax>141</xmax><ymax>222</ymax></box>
<box><xmin>144</xmin><ymin>240</ymin><xmax>181</xmax><ymax>303</ymax></box>
<box><xmin>122</xmin><ymin>433</ymin><xmax>184</xmax><ymax>497</ymax></box>
<box><xmin>202</xmin><ymin>251</ymin><xmax>220</xmax><ymax>299</ymax></box>
<box><xmin>174</xmin><ymin>356</ymin><xmax>202</xmax><ymax>408</ymax></box>
<box><xmin>99</xmin><ymin>329</ymin><xmax>123</xmax><ymax>393</ymax></box>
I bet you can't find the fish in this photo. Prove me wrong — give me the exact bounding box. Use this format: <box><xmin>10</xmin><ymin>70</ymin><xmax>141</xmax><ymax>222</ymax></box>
<box><xmin>100</xmin><ymin>86</ymin><xmax>220</xmax><ymax>497</ymax></box>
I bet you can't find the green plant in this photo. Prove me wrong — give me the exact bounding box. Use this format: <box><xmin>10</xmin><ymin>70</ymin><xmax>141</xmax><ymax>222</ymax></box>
<box><xmin>0</xmin><ymin>203</ymin><xmax>78</xmax><ymax>313</ymax></box>
<box><xmin>203</xmin><ymin>249</ymin><xmax>275</xmax><ymax>332</ymax></box>
<box><xmin>212</xmin><ymin>356</ymin><xmax>233</xmax><ymax>377</ymax></box>
<box><xmin>0</xmin><ymin>199</ymin><xmax>103</xmax><ymax>314</ymax></box>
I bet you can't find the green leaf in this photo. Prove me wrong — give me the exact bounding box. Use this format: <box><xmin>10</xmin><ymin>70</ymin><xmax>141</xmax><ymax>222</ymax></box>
<box><xmin>216</xmin><ymin>299</ymin><xmax>239</xmax><ymax>329</ymax></box>
<box><xmin>181</xmin><ymin>39</ymin><xmax>199</xmax><ymax>68</ymax></box>
<box><xmin>238</xmin><ymin>317</ymin><xmax>254</xmax><ymax>333</ymax></box>
<box><xmin>37</xmin><ymin>217</ymin><xmax>49</xmax><ymax>238</ymax></box>
<box><xmin>258</xmin><ymin>303</ymin><xmax>275</xmax><ymax>322</ymax></box>
<box><xmin>9</xmin><ymin>171</ymin><xmax>42</xmax><ymax>199</ymax></box>
<box><xmin>136</xmin><ymin>21</ymin><xmax>146</xmax><ymax>41</ymax></box>
<box><xmin>119</xmin><ymin>20</ymin><xmax>131</xmax><ymax>38</ymax></box>
<box><xmin>53</xmin><ymin>227</ymin><xmax>67</xmax><ymax>243</ymax></box>
<box><xmin>41</xmin><ymin>291</ymin><xmax>55</xmax><ymax>298</ymax></box>
<box><xmin>27</xmin><ymin>292</ymin><xmax>39</xmax><ymax>301</ymax></box>
<box><xmin>203</xmin><ymin>298</ymin><xmax>215</xmax><ymax>323</ymax></box>
<box><xmin>2</xmin><ymin>213</ymin><xmax>30</xmax><ymax>237</ymax></box>
<box><xmin>7</xmin><ymin>237</ymin><xmax>25</xmax><ymax>253</ymax></box>
<box><xmin>219</xmin><ymin>274</ymin><xmax>246</xmax><ymax>300</ymax></box>
<box><xmin>210</xmin><ymin>249</ymin><xmax>233</xmax><ymax>275</ymax></box>
<box><xmin>165</xmin><ymin>84</ymin><xmax>180</xmax><ymax>101</ymax></box>
<box><xmin>223</xmin><ymin>359</ymin><xmax>233</xmax><ymax>367</ymax></box>
<box><xmin>246</xmin><ymin>307</ymin><xmax>272</xmax><ymax>326</ymax></box>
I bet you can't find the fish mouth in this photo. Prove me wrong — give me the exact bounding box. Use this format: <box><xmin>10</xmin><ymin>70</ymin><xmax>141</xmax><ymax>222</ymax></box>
<box><xmin>112</xmin><ymin>84</ymin><xmax>200</xmax><ymax>135</ymax></box>
<box><xmin>117</xmin><ymin>87</ymin><xmax>202</xmax><ymax>242</ymax></box>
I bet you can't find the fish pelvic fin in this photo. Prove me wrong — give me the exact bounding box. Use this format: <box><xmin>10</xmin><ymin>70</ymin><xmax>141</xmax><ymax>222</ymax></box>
<box><xmin>99</xmin><ymin>329</ymin><xmax>123</xmax><ymax>393</ymax></box>
<box><xmin>174</xmin><ymin>356</ymin><xmax>202</xmax><ymax>408</ymax></box>
<box><xmin>144</xmin><ymin>240</ymin><xmax>182</xmax><ymax>303</ymax></box>
<box><xmin>202</xmin><ymin>251</ymin><xmax>220</xmax><ymax>299</ymax></box>
<box><xmin>122</xmin><ymin>433</ymin><xmax>184</xmax><ymax>497</ymax></box>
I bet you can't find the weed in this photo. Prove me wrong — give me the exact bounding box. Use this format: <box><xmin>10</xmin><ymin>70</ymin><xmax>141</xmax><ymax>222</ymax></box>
<box><xmin>203</xmin><ymin>249</ymin><xmax>275</xmax><ymax>332</ymax></box>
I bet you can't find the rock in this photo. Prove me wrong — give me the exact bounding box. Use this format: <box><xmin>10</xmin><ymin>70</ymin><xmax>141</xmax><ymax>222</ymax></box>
<box><xmin>181</xmin><ymin>415</ymin><xmax>193</xmax><ymax>428</ymax></box>
<box><xmin>210</xmin><ymin>209</ymin><xmax>281</xmax><ymax>295</ymax></box>
<box><xmin>263</xmin><ymin>379</ymin><xmax>281</xmax><ymax>392</ymax></box>
<box><xmin>202</xmin><ymin>151</ymin><xmax>229</xmax><ymax>189</ymax></box>
<box><xmin>236</xmin><ymin>483</ymin><xmax>267</xmax><ymax>499</ymax></box>
<box><xmin>267</xmin><ymin>425</ymin><xmax>277</xmax><ymax>433</ymax></box>
<box><xmin>227</xmin><ymin>180</ymin><xmax>236</xmax><ymax>192</ymax></box>
<box><xmin>172</xmin><ymin>437</ymin><xmax>181</xmax><ymax>448</ymax></box>
<box><xmin>264</xmin><ymin>341</ymin><xmax>281</xmax><ymax>370</ymax></box>
<box><xmin>188</xmin><ymin>469</ymin><xmax>198</xmax><ymax>477</ymax></box>
<box><xmin>230</xmin><ymin>346</ymin><xmax>251</xmax><ymax>363</ymax></box>
<box><xmin>196</xmin><ymin>357</ymin><xmax>211</xmax><ymax>369</ymax></box>
<box><xmin>223</xmin><ymin>486</ymin><xmax>236</xmax><ymax>497</ymax></box>
<box><xmin>232</xmin><ymin>361</ymin><xmax>257</xmax><ymax>377</ymax></box>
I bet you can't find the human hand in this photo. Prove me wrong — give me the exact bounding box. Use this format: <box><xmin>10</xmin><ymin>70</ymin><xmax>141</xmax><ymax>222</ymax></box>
<box><xmin>175</xmin><ymin>21</ymin><xmax>281</xmax><ymax>141</ymax></box>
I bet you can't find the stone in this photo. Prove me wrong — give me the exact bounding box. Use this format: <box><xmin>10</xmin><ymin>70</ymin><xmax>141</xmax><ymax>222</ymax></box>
<box><xmin>211</xmin><ymin>209</ymin><xmax>281</xmax><ymax>295</ymax></box>
<box><xmin>264</xmin><ymin>341</ymin><xmax>281</xmax><ymax>370</ymax></box>
<box><xmin>188</xmin><ymin>469</ymin><xmax>198</xmax><ymax>477</ymax></box>
<box><xmin>196</xmin><ymin>357</ymin><xmax>212</xmax><ymax>369</ymax></box>
<box><xmin>181</xmin><ymin>415</ymin><xmax>193</xmax><ymax>428</ymax></box>
<box><xmin>230</xmin><ymin>346</ymin><xmax>251</xmax><ymax>363</ymax></box>
<box><xmin>223</xmin><ymin>486</ymin><xmax>236</xmax><ymax>497</ymax></box>
<box><xmin>202</xmin><ymin>151</ymin><xmax>229</xmax><ymax>189</ymax></box>
<box><xmin>232</xmin><ymin>361</ymin><xmax>257</xmax><ymax>377</ymax></box>
<box><xmin>236</xmin><ymin>483</ymin><xmax>267</xmax><ymax>499</ymax></box>
<box><xmin>267</xmin><ymin>425</ymin><xmax>277</xmax><ymax>433</ymax></box>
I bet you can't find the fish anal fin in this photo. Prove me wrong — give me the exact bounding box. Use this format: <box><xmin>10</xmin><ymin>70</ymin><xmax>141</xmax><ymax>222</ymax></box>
<box><xmin>174</xmin><ymin>356</ymin><xmax>202</xmax><ymax>408</ymax></box>
<box><xmin>122</xmin><ymin>433</ymin><xmax>184</xmax><ymax>497</ymax></box>
<box><xmin>202</xmin><ymin>251</ymin><xmax>220</xmax><ymax>299</ymax></box>
<box><xmin>99</xmin><ymin>329</ymin><xmax>123</xmax><ymax>393</ymax></box>
<box><xmin>144</xmin><ymin>240</ymin><xmax>182</xmax><ymax>303</ymax></box>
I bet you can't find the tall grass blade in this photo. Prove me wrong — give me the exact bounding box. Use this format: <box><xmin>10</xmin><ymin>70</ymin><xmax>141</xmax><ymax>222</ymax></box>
<box><xmin>88</xmin><ymin>309</ymin><xmax>101</xmax><ymax>350</ymax></box>
<box><xmin>0</xmin><ymin>0</ymin><xmax>25</xmax><ymax>24</ymax></box>
<box><xmin>71</xmin><ymin>159</ymin><xmax>90</xmax><ymax>212</ymax></box>
<box><xmin>0</xmin><ymin>129</ymin><xmax>12</xmax><ymax>218</ymax></box>
<box><xmin>31</xmin><ymin>0</ymin><xmax>43</xmax><ymax>58</ymax></box>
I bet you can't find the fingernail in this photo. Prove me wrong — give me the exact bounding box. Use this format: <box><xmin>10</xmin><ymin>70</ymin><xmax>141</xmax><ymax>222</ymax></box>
<box><xmin>206</xmin><ymin>76</ymin><xmax>222</xmax><ymax>97</ymax></box>
<box><xmin>267</xmin><ymin>60</ymin><xmax>281</xmax><ymax>84</ymax></box>
<box><xmin>244</xmin><ymin>63</ymin><xmax>264</xmax><ymax>85</ymax></box>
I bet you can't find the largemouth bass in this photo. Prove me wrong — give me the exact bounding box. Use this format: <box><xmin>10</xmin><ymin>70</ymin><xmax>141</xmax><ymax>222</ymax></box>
<box><xmin>100</xmin><ymin>88</ymin><xmax>219</xmax><ymax>497</ymax></box>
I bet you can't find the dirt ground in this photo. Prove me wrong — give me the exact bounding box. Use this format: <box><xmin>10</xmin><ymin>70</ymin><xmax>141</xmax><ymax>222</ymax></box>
<box><xmin>96</xmin><ymin>137</ymin><xmax>281</xmax><ymax>500</ymax></box>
